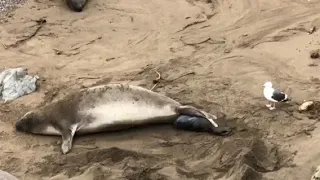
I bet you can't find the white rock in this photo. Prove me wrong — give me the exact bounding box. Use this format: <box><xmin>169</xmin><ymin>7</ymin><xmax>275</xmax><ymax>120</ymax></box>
<box><xmin>298</xmin><ymin>101</ymin><xmax>314</xmax><ymax>111</ymax></box>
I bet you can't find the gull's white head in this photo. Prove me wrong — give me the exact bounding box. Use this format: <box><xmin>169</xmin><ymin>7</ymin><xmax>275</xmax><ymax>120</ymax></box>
<box><xmin>262</xmin><ymin>81</ymin><xmax>272</xmax><ymax>88</ymax></box>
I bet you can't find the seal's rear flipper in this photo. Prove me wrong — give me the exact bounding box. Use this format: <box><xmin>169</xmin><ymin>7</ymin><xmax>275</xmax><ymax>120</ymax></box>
<box><xmin>177</xmin><ymin>105</ymin><xmax>219</xmax><ymax>127</ymax></box>
<box><xmin>174</xmin><ymin>115</ymin><xmax>232</xmax><ymax>136</ymax></box>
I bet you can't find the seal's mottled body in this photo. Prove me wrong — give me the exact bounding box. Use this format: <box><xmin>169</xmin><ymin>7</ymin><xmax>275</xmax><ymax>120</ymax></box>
<box><xmin>16</xmin><ymin>84</ymin><xmax>231</xmax><ymax>154</ymax></box>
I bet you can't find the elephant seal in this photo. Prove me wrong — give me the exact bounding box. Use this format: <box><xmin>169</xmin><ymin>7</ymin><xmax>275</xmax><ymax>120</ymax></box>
<box><xmin>0</xmin><ymin>170</ymin><xmax>19</xmax><ymax>180</ymax></box>
<box><xmin>65</xmin><ymin>0</ymin><xmax>87</xmax><ymax>12</ymax></box>
<box><xmin>15</xmin><ymin>83</ymin><xmax>232</xmax><ymax>154</ymax></box>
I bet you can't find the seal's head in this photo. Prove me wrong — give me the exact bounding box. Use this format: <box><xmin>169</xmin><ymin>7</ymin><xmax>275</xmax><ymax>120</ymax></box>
<box><xmin>15</xmin><ymin>111</ymin><xmax>44</xmax><ymax>134</ymax></box>
<box><xmin>66</xmin><ymin>0</ymin><xmax>87</xmax><ymax>12</ymax></box>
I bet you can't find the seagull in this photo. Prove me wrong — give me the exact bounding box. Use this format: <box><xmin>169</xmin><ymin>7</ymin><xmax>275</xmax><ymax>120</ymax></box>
<box><xmin>262</xmin><ymin>81</ymin><xmax>291</xmax><ymax>110</ymax></box>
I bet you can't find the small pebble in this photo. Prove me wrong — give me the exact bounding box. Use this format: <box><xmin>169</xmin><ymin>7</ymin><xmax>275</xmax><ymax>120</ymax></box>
<box><xmin>298</xmin><ymin>100</ymin><xmax>314</xmax><ymax>112</ymax></box>
<box><xmin>224</xmin><ymin>49</ymin><xmax>231</xmax><ymax>53</ymax></box>
<box><xmin>309</xmin><ymin>26</ymin><xmax>316</xmax><ymax>34</ymax></box>
<box><xmin>310</xmin><ymin>49</ymin><xmax>320</xmax><ymax>59</ymax></box>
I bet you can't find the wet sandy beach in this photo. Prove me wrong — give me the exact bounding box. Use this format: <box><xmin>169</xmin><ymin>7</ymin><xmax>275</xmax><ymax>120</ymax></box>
<box><xmin>1</xmin><ymin>0</ymin><xmax>320</xmax><ymax>179</ymax></box>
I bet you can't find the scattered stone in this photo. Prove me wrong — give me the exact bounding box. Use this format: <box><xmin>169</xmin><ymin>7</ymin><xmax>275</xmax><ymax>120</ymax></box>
<box><xmin>309</xmin><ymin>26</ymin><xmax>316</xmax><ymax>35</ymax></box>
<box><xmin>310</xmin><ymin>49</ymin><xmax>320</xmax><ymax>59</ymax></box>
<box><xmin>224</xmin><ymin>48</ymin><xmax>232</xmax><ymax>53</ymax></box>
<box><xmin>298</xmin><ymin>100</ymin><xmax>314</xmax><ymax>112</ymax></box>
<box><xmin>53</xmin><ymin>49</ymin><xmax>63</xmax><ymax>55</ymax></box>
<box><xmin>0</xmin><ymin>68</ymin><xmax>39</xmax><ymax>101</ymax></box>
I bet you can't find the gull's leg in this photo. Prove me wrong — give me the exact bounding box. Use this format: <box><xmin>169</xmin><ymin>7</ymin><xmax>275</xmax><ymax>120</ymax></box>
<box><xmin>266</xmin><ymin>101</ymin><xmax>272</xmax><ymax>108</ymax></box>
<box><xmin>269</xmin><ymin>102</ymin><xmax>276</xmax><ymax>110</ymax></box>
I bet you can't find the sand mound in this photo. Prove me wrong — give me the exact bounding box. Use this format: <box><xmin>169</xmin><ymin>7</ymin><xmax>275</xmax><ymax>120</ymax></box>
<box><xmin>1</xmin><ymin>0</ymin><xmax>320</xmax><ymax>179</ymax></box>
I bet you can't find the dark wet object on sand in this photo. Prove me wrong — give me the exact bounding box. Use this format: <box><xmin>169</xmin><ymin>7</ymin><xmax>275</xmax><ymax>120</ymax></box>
<box><xmin>65</xmin><ymin>0</ymin><xmax>87</xmax><ymax>12</ymax></box>
<box><xmin>174</xmin><ymin>115</ymin><xmax>232</xmax><ymax>136</ymax></box>
<box><xmin>0</xmin><ymin>169</ymin><xmax>19</xmax><ymax>180</ymax></box>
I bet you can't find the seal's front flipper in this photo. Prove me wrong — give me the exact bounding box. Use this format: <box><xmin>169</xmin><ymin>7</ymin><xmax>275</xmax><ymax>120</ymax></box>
<box><xmin>174</xmin><ymin>115</ymin><xmax>211</xmax><ymax>132</ymax></box>
<box><xmin>61</xmin><ymin>124</ymin><xmax>78</xmax><ymax>154</ymax></box>
<box><xmin>174</xmin><ymin>115</ymin><xmax>232</xmax><ymax>136</ymax></box>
